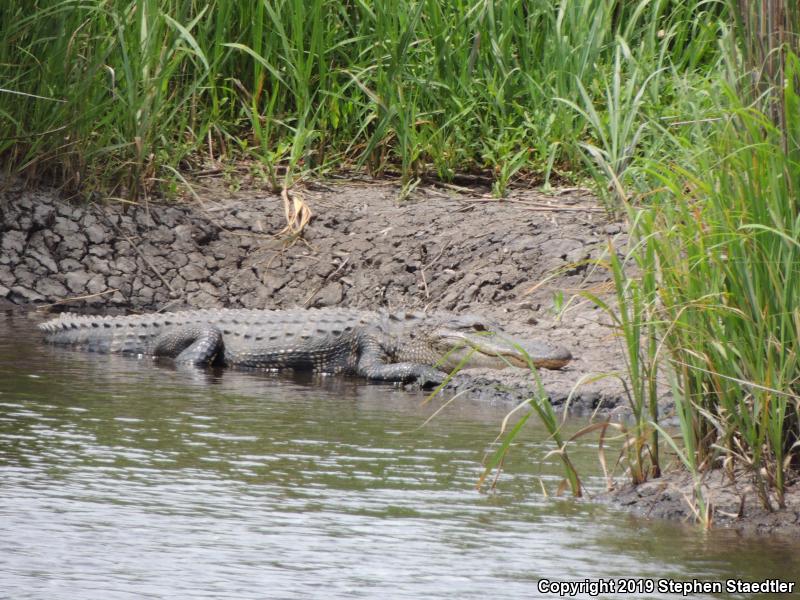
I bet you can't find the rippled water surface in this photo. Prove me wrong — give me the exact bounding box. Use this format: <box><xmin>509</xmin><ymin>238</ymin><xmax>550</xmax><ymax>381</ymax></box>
<box><xmin>1</xmin><ymin>313</ymin><xmax>798</xmax><ymax>599</ymax></box>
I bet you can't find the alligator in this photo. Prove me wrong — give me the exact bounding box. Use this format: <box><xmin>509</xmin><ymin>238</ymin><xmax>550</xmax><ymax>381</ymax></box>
<box><xmin>39</xmin><ymin>308</ymin><xmax>571</xmax><ymax>386</ymax></box>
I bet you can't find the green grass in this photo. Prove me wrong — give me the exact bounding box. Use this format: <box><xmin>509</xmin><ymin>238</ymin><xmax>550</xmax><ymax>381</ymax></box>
<box><xmin>559</xmin><ymin>4</ymin><xmax>800</xmax><ymax>518</ymax></box>
<box><xmin>643</xmin><ymin>80</ymin><xmax>800</xmax><ymax>509</ymax></box>
<box><xmin>488</xmin><ymin>3</ymin><xmax>800</xmax><ymax>525</ymax></box>
<box><xmin>0</xmin><ymin>0</ymin><xmax>724</xmax><ymax>196</ymax></box>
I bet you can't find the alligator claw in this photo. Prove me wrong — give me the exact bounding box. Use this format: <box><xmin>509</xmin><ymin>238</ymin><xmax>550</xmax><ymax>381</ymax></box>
<box><xmin>415</xmin><ymin>367</ymin><xmax>446</xmax><ymax>389</ymax></box>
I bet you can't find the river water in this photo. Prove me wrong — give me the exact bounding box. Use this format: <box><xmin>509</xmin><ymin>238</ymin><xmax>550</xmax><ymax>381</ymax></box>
<box><xmin>0</xmin><ymin>313</ymin><xmax>797</xmax><ymax>599</ymax></box>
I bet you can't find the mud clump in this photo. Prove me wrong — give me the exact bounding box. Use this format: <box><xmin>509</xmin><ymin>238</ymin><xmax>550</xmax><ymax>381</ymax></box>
<box><xmin>605</xmin><ymin>468</ymin><xmax>800</xmax><ymax>538</ymax></box>
<box><xmin>0</xmin><ymin>179</ymin><xmax>628</xmax><ymax>413</ymax></box>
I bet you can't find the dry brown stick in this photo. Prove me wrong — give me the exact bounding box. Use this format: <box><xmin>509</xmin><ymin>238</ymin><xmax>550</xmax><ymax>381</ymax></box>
<box><xmin>435</xmin><ymin>182</ymin><xmax>482</xmax><ymax>195</ymax></box>
<box><xmin>156</xmin><ymin>298</ymin><xmax>187</xmax><ymax>313</ymax></box>
<box><xmin>454</xmin><ymin>197</ymin><xmax>605</xmax><ymax>212</ymax></box>
<box><xmin>418</xmin><ymin>239</ymin><xmax>451</xmax><ymax>300</ymax></box>
<box><xmin>422</xmin><ymin>240</ymin><xmax>451</xmax><ymax>271</ymax></box>
<box><xmin>419</xmin><ymin>267</ymin><xmax>430</xmax><ymax>300</ymax></box>
<box><xmin>302</xmin><ymin>256</ymin><xmax>350</xmax><ymax>307</ymax></box>
<box><xmin>35</xmin><ymin>288</ymin><xmax>120</xmax><ymax>311</ymax></box>
<box><xmin>518</xmin><ymin>206</ymin><xmax>605</xmax><ymax>213</ymax></box>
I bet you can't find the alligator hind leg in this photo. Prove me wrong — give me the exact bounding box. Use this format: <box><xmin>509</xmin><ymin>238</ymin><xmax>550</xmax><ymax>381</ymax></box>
<box><xmin>152</xmin><ymin>326</ymin><xmax>224</xmax><ymax>365</ymax></box>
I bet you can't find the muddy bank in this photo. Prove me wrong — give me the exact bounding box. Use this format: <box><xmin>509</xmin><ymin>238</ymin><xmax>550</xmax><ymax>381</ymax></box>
<box><xmin>5</xmin><ymin>177</ymin><xmax>800</xmax><ymax>536</ymax></box>
<box><xmin>0</xmin><ymin>177</ymin><xmax>629</xmax><ymax>412</ymax></box>
<box><xmin>606</xmin><ymin>469</ymin><xmax>800</xmax><ymax>538</ymax></box>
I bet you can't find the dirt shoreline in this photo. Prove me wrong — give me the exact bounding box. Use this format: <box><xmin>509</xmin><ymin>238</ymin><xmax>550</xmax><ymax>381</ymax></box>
<box><xmin>602</xmin><ymin>469</ymin><xmax>800</xmax><ymax>539</ymax></box>
<box><xmin>3</xmin><ymin>177</ymin><xmax>798</xmax><ymax>537</ymax></box>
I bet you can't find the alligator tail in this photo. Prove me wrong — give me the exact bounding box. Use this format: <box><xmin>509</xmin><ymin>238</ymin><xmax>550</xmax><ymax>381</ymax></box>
<box><xmin>39</xmin><ymin>314</ymin><xmax>123</xmax><ymax>353</ymax></box>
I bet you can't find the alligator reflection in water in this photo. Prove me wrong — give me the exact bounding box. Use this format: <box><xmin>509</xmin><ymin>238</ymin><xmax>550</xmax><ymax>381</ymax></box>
<box><xmin>1</xmin><ymin>315</ymin><xmax>798</xmax><ymax>599</ymax></box>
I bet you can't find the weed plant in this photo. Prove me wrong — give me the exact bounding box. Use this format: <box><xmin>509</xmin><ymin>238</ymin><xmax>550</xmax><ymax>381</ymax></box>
<box><xmin>473</xmin><ymin>2</ymin><xmax>800</xmax><ymax>519</ymax></box>
<box><xmin>644</xmin><ymin>72</ymin><xmax>800</xmax><ymax>510</ymax></box>
<box><xmin>563</xmin><ymin>7</ymin><xmax>800</xmax><ymax>518</ymax></box>
<box><xmin>0</xmin><ymin>0</ymin><xmax>724</xmax><ymax>196</ymax></box>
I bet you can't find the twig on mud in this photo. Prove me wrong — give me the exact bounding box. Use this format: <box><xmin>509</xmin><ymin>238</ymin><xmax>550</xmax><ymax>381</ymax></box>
<box><xmin>419</xmin><ymin>267</ymin><xmax>430</xmax><ymax>299</ymax></box>
<box><xmin>155</xmin><ymin>298</ymin><xmax>186</xmax><ymax>313</ymax></box>
<box><xmin>448</xmin><ymin>173</ymin><xmax>495</xmax><ymax>187</ymax></box>
<box><xmin>35</xmin><ymin>288</ymin><xmax>120</xmax><ymax>311</ymax></box>
<box><xmin>516</xmin><ymin>204</ymin><xmax>604</xmax><ymax>213</ymax></box>
<box><xmin>304</xmin><ymin>181</ymin><xmax>337</xmax><ymax>193</ymax></box>
<box><xmin>422</xmin><ymin>240</ymin><xmax>451</xmax><ymax>271</ymax></box>
<box><xmin>420</xmin><ymin>186</ymin><xmax>451</xmax><ymax>199</ymax></box>
<box><xmin>302</xmin><ymin>256</ymin><xmax>350</xmax><ymax>306</ymax></box>
<box><xmin>418</xmin><ymin>239</ymin><xmax>451</xmax><ymax>301</ymax></box>
<box><xmin>434</xmin><ymin>181</ymin><xmax>484</xmax><ymax>196</ymax></box>
<box><xmin>456</xmin><ymin>197</ymin><xmax>605</xmax><ymax>213</ymax></box>
<box><xmin>194</xmin><ymin>168</ymin><xmax>223</xmax><ymax>178</ymax></box>
<box><xmin>555</xmin><ymin>187</ymin><xmax>593</xmax><ymax>195</ymax></box>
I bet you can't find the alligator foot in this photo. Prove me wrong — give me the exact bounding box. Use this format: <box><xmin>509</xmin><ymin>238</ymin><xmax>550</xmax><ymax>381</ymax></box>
<box><xmin>359</xmin><ymin>360</ymin><xmax>445</xmax><ymax>388</ymax></box>
<box><xmin>152</xmin><ymin>326</ymin><xmax>225</xmax><ymax>365</ymax></box>
<box><xmin>413</xmin><ymin>366</ymin><xmax>447</xmax><ymax>389</ymax></box>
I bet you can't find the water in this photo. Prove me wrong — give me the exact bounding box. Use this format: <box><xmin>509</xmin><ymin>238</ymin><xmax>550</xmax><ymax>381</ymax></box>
<box><xmin>0</xmin><ymin>313</ymin><xmax>797</xmax><ymax>599</ymax></box>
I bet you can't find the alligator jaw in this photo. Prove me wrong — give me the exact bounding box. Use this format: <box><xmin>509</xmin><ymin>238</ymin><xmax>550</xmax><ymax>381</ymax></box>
<box><xmin>435</xmin><ymin>331</ymin><xmax>572</xmax><ymax>371</ymax></box>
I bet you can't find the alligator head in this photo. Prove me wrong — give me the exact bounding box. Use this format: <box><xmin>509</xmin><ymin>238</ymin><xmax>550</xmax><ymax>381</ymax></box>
<box><xmin>405</xmin><ymin>313</ymin><xmax>572</xmax><ymax>371</ymax></box>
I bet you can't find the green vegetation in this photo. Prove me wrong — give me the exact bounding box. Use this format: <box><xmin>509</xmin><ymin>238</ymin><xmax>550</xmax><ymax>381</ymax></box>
<box><xmin>480</xmin><ymin>3</ymin><xmax>800</xmax><ymax>525</ymax></box>
<box><xmin>1</xmin><ymin>0</ymin><xmax>722</xmax><ymax>196</ymax></box>
<box><xmin>603</xmin><ymin>3</ymin><xmax>799</xmax><ymax>521</ymax></box>
<box><xmin>632</xmin><ymin>68</ymin><xmax>800</xmax><ymax>513</ymax></box>
<box><xmin>3</xmin><ymin>1</ymin><xmax>800</xmax><ymax>524</ymax></box>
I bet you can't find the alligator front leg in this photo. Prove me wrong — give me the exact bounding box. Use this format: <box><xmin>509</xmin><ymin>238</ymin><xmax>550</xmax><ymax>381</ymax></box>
<box><xmin>151</xmin><ymin>326</ymin><xmax>224</xmax><ymax>365</ymax></box>
<box><xmin>359</xmin><ymin>360</ymin><xmax>445</xmax><ymax>388</ymax></box>
<box><xmin>356</xmin><ymin>340</ymin><xmax>444</xmax><ymax>387</ymax></box>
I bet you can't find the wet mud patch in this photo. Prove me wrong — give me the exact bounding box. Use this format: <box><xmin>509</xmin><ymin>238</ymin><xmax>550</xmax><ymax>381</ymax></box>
<box><xmin>605</xmin><ymin>468</ymin><xmax>800</xmax><ymax>538</ymax></box>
